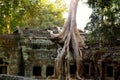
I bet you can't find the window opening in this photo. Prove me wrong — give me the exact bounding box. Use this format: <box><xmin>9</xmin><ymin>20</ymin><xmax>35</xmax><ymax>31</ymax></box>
<box><xmin>46</xmin><ymin>66</ymin><xmax>54</xmax><ymax>77</ymax></box>
<box><xmin>70</xmin><ymin>64</ymin><xmax>76</xmax><ymax>75</ymax></box>
<box><xmin>84</xmin><ymin>63</ymin><xmax>89</xmax><ymax>75</ymax></box>
<box><xmin>107</xmin><ymin>65</ymin><xmax>113</xmax><ymax>77</ymax></box>
<box><xmin>0</xmin><ymin>66</ymin><xmax>7</xmax><ymax>74</ymax></box>
<box><xmin>33</xmin><ymin>66</ymin><xmax>41</xmax><ymax>76</ymax></box>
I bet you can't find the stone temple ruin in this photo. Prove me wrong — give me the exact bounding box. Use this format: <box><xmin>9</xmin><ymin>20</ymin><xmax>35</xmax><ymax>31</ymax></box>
<box><xmin>17</xmin><ymin>28</ymin><xmax>58</xmax><ymax>79</ymax></box>
<box><xmin>0</xmin><ymin>28</ymin><xmax>58</xmax><ymax>79</ymax></box>
<box><xmin>0</xmin><ymin>27</ymin><xmax>120</xmax><ymax>80</ymax></box>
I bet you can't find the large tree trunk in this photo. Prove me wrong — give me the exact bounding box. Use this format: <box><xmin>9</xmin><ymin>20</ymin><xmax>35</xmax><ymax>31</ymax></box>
<box><xmin>48</xmin><ymin>0</ymin><xmax>86</xmax><ymax>80</ymax></box>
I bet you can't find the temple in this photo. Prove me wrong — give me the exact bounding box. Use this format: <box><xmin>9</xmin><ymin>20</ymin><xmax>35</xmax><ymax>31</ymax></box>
<box><xmin>0</xmin><ymin>27</ymin><xmax>120</xmax><ymax>80</ymax></box>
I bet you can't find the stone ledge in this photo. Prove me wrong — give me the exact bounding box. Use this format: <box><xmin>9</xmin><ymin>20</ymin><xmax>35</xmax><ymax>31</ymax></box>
<box><xmin>0</xmin><ymin>74</ymin><xmax>37</xmax><ymax>80</ymax></box>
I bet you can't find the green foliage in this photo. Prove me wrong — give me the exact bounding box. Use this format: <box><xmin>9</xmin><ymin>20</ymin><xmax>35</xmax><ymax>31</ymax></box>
<box><xmin>0</xmin><ymin>0</ymin><xmax>25</xmax><ymax>33</ymax></box>
<box><xmin>0</xmin><ymin>0</ymin><xmax>67</xmax><ymax>33</ymax></box>
<box><xmin>85</xmin><ymin>0</ymin><xmax>120</xmax><ymax>45</ymax></box>
<box><xmin>24</xmin><ymin>0</ymin><xmax>67</xmax><ymax>29</ymax></box>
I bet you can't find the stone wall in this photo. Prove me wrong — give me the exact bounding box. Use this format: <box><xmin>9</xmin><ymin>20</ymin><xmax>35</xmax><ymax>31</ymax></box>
<box><xmin>0</xmin><ymin>28</ymin><xmax>59</xmax><ymax>79</ymax></box>
<box><xmin>18</xmin><ymin>28</ymin><xmax>58</xmax><ymax>79</ymax></box>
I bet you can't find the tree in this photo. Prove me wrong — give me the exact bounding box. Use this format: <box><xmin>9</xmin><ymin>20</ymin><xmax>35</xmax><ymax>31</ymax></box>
<box><xmin>48</xmin><ymin>0</ymin><xmax>86</xmax><ymax>80</ymax></box>
<box><xmin>85</xmin><ymin>0</ymin><xmax>120</xmax><ymax>46</ymax></box>
<box><xmin>22</xmin><ymin>0</ymin><xmax>67</xmax><ymax>29</ymax></box>
<box><xmin>85</xmin><ymin>0</ymin><xmax>120</xmax><ymax>79</ymax></box>
<box><xmin>0</xmin><ymin>0</ymin><xmax>25</xmax><ymax>34</ymax></box>
<box><xmin>0</xmin><ymin>0</ymin><xmax>67</xmax><ymax>33</ymax></box>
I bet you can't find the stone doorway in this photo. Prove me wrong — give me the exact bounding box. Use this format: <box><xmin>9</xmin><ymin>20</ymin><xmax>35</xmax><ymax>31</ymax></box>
<box><xmin>46</xmin><ymin>66</ymin><xmax>54</xmax><ymax>77</ymax></box>
<box><xmin>0</xmin><ymin>58</ymin><xmax>7</xmax><ymax>74</ymax></box>
<box><xmin>0</xmin><ymin>66</ymin><xmax>7</xmax><ymax>74</ymax></box>
<box><xmin>33</xmin><ymin>66</ymin><xmax>41</xmax><ymax>76</ymax></box>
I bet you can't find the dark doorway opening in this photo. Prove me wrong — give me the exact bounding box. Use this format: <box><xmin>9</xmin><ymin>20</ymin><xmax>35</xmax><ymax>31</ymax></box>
<box><xmin>84</xmin><ymin>63</ymin><xmax>89</xmax><ymax>75</ymax></box>
<box><xmin>117</xmin><ymin>65</ymin><xmax>120</xmax><ymax>79</ymax></box>
<box><xmin>0</xmin><ymin>58</ymin><xmax>7</xmax><ymax>74</ymax></box>
<box><xmin>33</xmin><ymin>66</ymin><xmax>41</xmax><ymax>76</ymax></box>
<box><xmin>0</xmin><ymin>58</ymin><xmax>3</xmax><ymax>64</ymax></box>
<box><xmin>46</xmin><ymin>66</ymin><xmax>54</xmax><ymax>77</ymax></box>
<box><xmin>0</xmin><ymin>66</ymin><xmax>7</xmax><ymax>74</ymax></box>
<box><xmin>107</xmin><ymin>65</ymin><xmax>113</xmax><ymax>77</ymax></box>
<box><xmin>70</xmin><ymin>64</ymin><xmax>76</xmax><ymax>75</ymax></box>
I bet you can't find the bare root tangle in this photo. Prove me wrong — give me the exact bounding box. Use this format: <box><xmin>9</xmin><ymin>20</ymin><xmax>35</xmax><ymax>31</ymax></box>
<box><xmin>48</xmin><ymin>0</ymin><xmax>86</xmax><ymax>80</ymax></box>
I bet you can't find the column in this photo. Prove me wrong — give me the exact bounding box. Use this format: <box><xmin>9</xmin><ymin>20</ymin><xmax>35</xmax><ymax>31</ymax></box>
<box><xmin>41</xmin><ymin>65</ymin><xmax>46</xmax><ymax>78</ymax></box>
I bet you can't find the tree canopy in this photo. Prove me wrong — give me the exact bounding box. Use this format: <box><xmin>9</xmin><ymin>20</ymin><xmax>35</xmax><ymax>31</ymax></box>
<box><xmin>85</xmin><ymin>0</ymin><xmax>120</xmax><ymax>45</ymax></box>
<box><xmin>0</xmin><ymin>0</ymin><xmax>67</xmax><ymax>34</ymax></box>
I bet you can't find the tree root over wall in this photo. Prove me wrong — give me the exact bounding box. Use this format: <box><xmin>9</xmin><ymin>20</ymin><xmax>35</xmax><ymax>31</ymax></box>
<box><xmin>48</xmin><ymin>0</ymin><xmax>86</xmax><ymax>80</ymax></box>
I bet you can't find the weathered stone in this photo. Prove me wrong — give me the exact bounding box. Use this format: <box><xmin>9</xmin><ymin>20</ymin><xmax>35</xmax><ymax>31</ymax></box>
<box><xmin>0</xmin><ymin>74</ymin><xmax>37</xmax><ymax>80</ymax></box>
